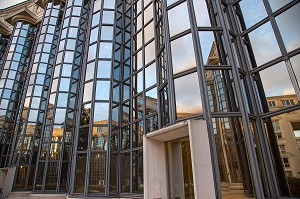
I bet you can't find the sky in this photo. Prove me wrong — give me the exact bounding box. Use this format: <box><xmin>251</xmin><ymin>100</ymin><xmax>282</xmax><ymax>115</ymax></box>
<box><xmin>0</xmin><ymin>0</ymin><xmax>27</xmax><ymax>9</ymax></box>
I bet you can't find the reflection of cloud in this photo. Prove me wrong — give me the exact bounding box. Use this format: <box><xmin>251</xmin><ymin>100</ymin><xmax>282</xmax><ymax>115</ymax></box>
<box><xmin>171</xmin><ymin>34</ymin><xmax>196</xmax><ymax>74</ymax></box>
<box><xmin>276</xmin><ymin>3</ymin><xmax>300</xmax><ymax>52</ymax></box>
<box><xmin>259</xmin><ymin>62</ymin><xmax>295</xmax><ymax>97</ymax></box>
<box><xmin>269</xmin><ymin>0</ymin><xmax>292</xmax><ymax>11</ymax></box>
<box><xmin>290</xmin><ymin>54</ymin><xmax>300</xmax><ymax>88</ymax></box>
<box><xmin>239</xmin><ymin>0</ymin><xmax>267</xmax><ymax>28</ymax></box>
<box><xmin>248</xmin><ymin>22</ymin><xmax>281</xmax><ymax>66</ymax></box>
<box><xmin>192</xmin><ymin>0</ymin><xmax>211</xmax><ymax>26</ymax></box>
<box><xmin>168</xmin><ymin>2</ymin><xmax>190</xmax><ymax>37</ymax></box>
<box><xmin>174</xmin><ymin>72</ymin><xmax>202</xmax><ymax>114</ymax></box>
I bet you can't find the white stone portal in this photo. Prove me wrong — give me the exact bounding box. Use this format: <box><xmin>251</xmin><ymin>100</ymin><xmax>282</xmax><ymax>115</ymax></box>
<box><xmin>143</xmin><ymin>120</ymin><xmax>216</xmax><ymax>199</ymax></box>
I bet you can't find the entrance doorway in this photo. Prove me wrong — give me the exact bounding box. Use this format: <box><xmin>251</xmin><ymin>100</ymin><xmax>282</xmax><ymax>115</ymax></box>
<box><xmin>167</xmin><ymin>138</ymin><xmax>195</xmax><ymax>199</ymax></box>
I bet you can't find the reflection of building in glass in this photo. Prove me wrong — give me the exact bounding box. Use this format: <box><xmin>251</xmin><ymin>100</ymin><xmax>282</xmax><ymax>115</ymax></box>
<box><xmin>267</xmin><ymin>94</ymin><xmax>300</xmax><ymax>179</ymax></box>
<box><xmin>0</xmin><ymin>0</ymin><xmax>299</xmax><ymax>198</ymax></box>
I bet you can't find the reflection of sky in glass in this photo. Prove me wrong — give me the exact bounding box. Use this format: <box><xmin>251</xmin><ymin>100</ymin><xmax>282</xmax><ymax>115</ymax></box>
<box><xmin>94</xmin><ymin>103</ymin><xmax>109</xmax><ymax>123</ymax></box>
<box><xmin>174</xmin><ymin>72</ymin><xmax>202</xmax><ymax>115</ymax></box>
<box><xmin>259</xmin><ymin>62</ymin><xmax>295</xmax><ymax>97</ymax></box>
<box><xmin>168</xmin><ymin>2</ymin><xmax>190</xmax><ymax>37</ymax></box>
<box><xmin>247</xmin><ymin>22</ymin><xmax>281</xmax><ymax>66</ymax></box>
<box><xmin>294</xmin><ymin>130</ymin><xmax>300</xmax><ymax>137</ymax></box>
<box><xmin>239</xmin><ymin>0</ymin><xmax>267</xmax><ymax>28</ymax></box>
<box><xmin>276</xmin><ymin>3</ymin><xmax>300</xmax><ymax>52</ymax></box>
<box><xmin>198</xmin><ymin>31</ymin><xmax>215</xmax><ymax>63</ymax></box>
<box><xmin>269</xmin><ymin>0</ymin><xmax>292</xmax><ymax>11</ymax></box>
<box><xmin>192</xmin><ymin>0</ymin><xmax>211</xmax><ymax>26</ymax></box>
<box><xmin>171</xmin><ymin>34</ymin><xmax>196</xmax><ymax>74</ymax></box>
<box><xmin>290</xmin><ymin>54</ymin><xmax>300</xmax><ymax>88</ymax></box>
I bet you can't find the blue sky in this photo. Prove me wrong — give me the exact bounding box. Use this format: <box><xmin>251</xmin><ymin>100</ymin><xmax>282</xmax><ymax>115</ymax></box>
<box><xmin>0</xmin><ymin>0</ymin><xmax>27</xmax><ymax>9</ymax></box>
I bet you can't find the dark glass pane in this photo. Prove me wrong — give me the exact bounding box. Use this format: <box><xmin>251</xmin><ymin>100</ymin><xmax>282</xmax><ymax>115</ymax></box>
<box><xmin>89</xmin><ymin>153</ymin><xmax>106</xmax><ymax>193</ymax></box>
<box><xmin>121</xmin><ymin>153</ymin><xmax>130</xmax><ymax>192</ymax></box>
<box><xmin>74</xmin><ymin>154</ymin><xmax>87</xmax><ymax>193</ymax></box>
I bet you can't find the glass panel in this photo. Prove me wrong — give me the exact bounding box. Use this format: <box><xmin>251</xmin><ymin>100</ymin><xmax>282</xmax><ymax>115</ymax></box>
<box><xmin>89</xmin><ymin>153</ymin><xmax>106</xmax><ymax>193</ymax></box>
<box><xmin>258</xmin><ymin>62</ymin><xmax>295</xmax><ymax>98</ymax></box>
<box><xmin>94</xmin><ymin>103</ymin><xmax>109</xmax><ymax>124</ymax></box>
<box><xmin>171</xmin><ymin>34</ymin><xmax>196</xmax><ymax>74</ymax></box>
<box><xmin>239</xmin><ymin>0</ymin><xmax>267</xmax><ymax>28</ymax></box>
<box><xmin>74</xmin><ymin>154</ymin><xmax>87</xmax><ymax>193</ymax></box>
<box><xmin>99</xmin><ymin>43</ymin><xmax>112</xmax><ymax>58</ymax></box>
<box><xmin>174</xmin><ymin>73</ymin><xmax>202</xmax><ymax>119</ymax></box>
<box><xmin>45</xmin><ymin>162</ymin><xmax>59</xmax><ymax>190</ymax></box>
<box><xmin>145</xmin><ymin>63</ymin><xmax>156</xmax><ymax>88</ymax></box>
<box><xmin>198</xmin><ymin>31</ymin><xmax>216</xmax><ymax>64</ymax></box>
<box><xmin>265</xmin><ymin>109</ymin><xmax>300</xmax><ymax>197</ymax></box>
<box><xmin>97</xmin><ymin>60</ymin><xmax>111</xmax><ymax>78</ymax></box>
<box><xmin>168</xmin><ymin>2</ymin><xmax>190</xmax><ymax>37</ymax></box>
<box><xmin>92</xmin><ymin>126</ymin><xmax>108</xmax><ymax>150</ymax></box>
<box><xmin>212</xmin><ymin>117</ymin><xmax>254</xmax><ymax>197</ymax></box>
<box><xmin>290</xmin><ymin>54</ymin><xmax>300</xmax><ymax>88</ymax></box>
<box><xmin>95</xmin><ymin>81</ymin><xmax>110</xmax><ymax>100</ymax></box>
<box><xmin>192</xmin><ymin>0</ymin><xmax>211</xmax><ymax>26</ymax></box>
<box><xmin>121</xmin><ymin>153</ymin><xmax>130</xmax><ymax>192</ymax></box>
<box><xmin>205</xmin><ymin>70</ymin><xmax>239</xmax><ymax>112</ymax></box>
<box><xmin>247</xmin><ymin>22</ymin><xmax>281</xmax><ymax>66</ymax></box>
<box><xmin>132</xmin><ymin>150</ymin><xmax>143</xmax><ymax>193</ymax></box>
<box><xmin>275</xmin><ymin>3</ymin><xmax>300</xmax><ymax>52</ymax></box>
<box><xmin>269</xmin><ymin>0</ymin><xmax>292</xmax><ymax>12</ymax></box>
<box><xmin>83</xmin><ymin>82</ymin><xmax>93</xmax><ymax>102</ymax></box>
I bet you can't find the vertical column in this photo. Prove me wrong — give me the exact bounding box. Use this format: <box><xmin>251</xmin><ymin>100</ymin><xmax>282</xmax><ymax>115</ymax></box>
<box><xmin>34</xmin><ymin>0</ymin><xmax>90</xmax><ymax>192</ymax></box>
<box><xmin>0</xmin><ymin>33</ymin><xmax>10</xmax><ymax>74</ymax></box>
<box><xmin>70</xmin><ymin>0</ymin><xmax>116</xmax><ymax>196</ymax></box>
<box><xmin>0</xmin><ymin>20</ymin><xmax>37</xmax><ymax>169</ymax></box>
<box><xmin>10</xmin><ymin>0</ymin><xmax>65</xmax><ymax>191</ymax></box>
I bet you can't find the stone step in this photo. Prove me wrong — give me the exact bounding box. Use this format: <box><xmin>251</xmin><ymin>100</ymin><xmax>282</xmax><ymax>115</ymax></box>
<box><xmin>6</xmin><ymin>191</ymin><xmax>31</xmax><ymax>198</ymax></box>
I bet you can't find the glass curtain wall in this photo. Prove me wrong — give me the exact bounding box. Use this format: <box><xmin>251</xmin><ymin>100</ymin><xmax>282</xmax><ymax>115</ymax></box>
<box><xmin>34</xmin><ymin>0</ymin><xmax>90</xmax><ymax>192</ymax></box>
<box><xmin>71</xmin><ymin>0</ymin><xmax>116</xmax><ymax>196</ymax></box>
<box><xmin>10</xmin><ymin>0</ymin><xmax>65</xmax><ymax>191</ymax></box>
<box><xmin>0</xmin><ymin>21</ymin><xmax>37</xmax><ymax>168</ymax></box>
<box><xmin>0</xmin><ymin>33</ymin><xmax>10</xmax><ymax>73</ymax></box>
<box><xmin>221</xmin><ymin>0</ymin><xmax>300</xmax><ymax>197</ymax></box>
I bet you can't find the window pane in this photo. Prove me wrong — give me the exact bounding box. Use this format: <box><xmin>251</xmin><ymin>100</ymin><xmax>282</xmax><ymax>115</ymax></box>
<box><xmin>168</xmin><ymin>2</ymin><xmax>190</xmax><ymax>37</ymax></box>
<box><xmin>239</xmin><ymin>0</ymin><xmax>267</xmax><ymax>28</ymax></box>
<box><xmin>247</xmin><ymin>22</ymin><xmax>281</xmax><ymax>66</ymax></box>
<box><xmin>174</xmin><ymin>73</ymin><xmax>202</xmax><ymax>118</ymax></box>
<box><xmin>276</xmin><ymin>3</ymin><xmax>300</xmax><ymax>52</ymax></box>
<box><xmin>171</xmin><ymin>34</ymin><xmax>196</xmax><ymax>74</ymax></box>
<box><xmin>258</xmin><ymin>62</ymin><xmax>295</xmax><ymax>98</ymax></box>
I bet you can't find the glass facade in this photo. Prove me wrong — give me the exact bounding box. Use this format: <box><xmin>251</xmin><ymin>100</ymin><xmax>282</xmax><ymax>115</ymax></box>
<box><xmin>0</xmin><ymin>0</ymin><xmax>299</xmax><ymax>198</ymax></box>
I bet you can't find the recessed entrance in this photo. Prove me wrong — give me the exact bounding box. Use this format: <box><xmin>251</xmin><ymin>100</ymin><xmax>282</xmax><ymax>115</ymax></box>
<box><xmin>144</xmin><ymin>120</ymin><xmax>216</xmax><ymax>199</ymax></box>
<box><xmin>167</xmin><ymin>138</ymin><xmax>195</xmax><ymax>199</ymax></box>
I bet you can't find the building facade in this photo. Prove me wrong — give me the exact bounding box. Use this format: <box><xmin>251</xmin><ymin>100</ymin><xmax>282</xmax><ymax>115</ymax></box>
<box><xmin>0</xmin><ymin>0</ymin><xmax>299</xmax><ymax>198</ymax></box>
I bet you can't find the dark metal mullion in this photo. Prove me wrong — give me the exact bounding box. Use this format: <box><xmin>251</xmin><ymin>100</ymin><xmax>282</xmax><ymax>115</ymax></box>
<box><xmin>83</xmin><ymin>0</ymin><xmax>106</xmax><ymax>196</ymax></box>
<box><xmin>69</xmin><ymin>0</ymin><xmax>94</xmax><ymax>195</ymax></box>
<box><xmin>214</xmin><ymin>0</ymin><xmax>265</xmax><ymax>198</ymax></box>
<box><xmin>186</xmin><ymin>0</ymin><xmax>222</xmax><ymax>198</ymax></box>
<box><xmin>161</xmin><ymin>0</ymin><xmax>176</xmax><ymax>125</ymax></box>
<box><xmin>56</xmin><ymin>2</ymin><xmax>87</xmax><ymax>192</ymax></box>
<box><xmin>106</xmin><ymin>0</ymin><xmax>120</xmax><ymax>196</ymax></box>
<box><xmin>226</xmin><ymin>2</ymin><xmax>281</xmax><ymax>197</ymax></box>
